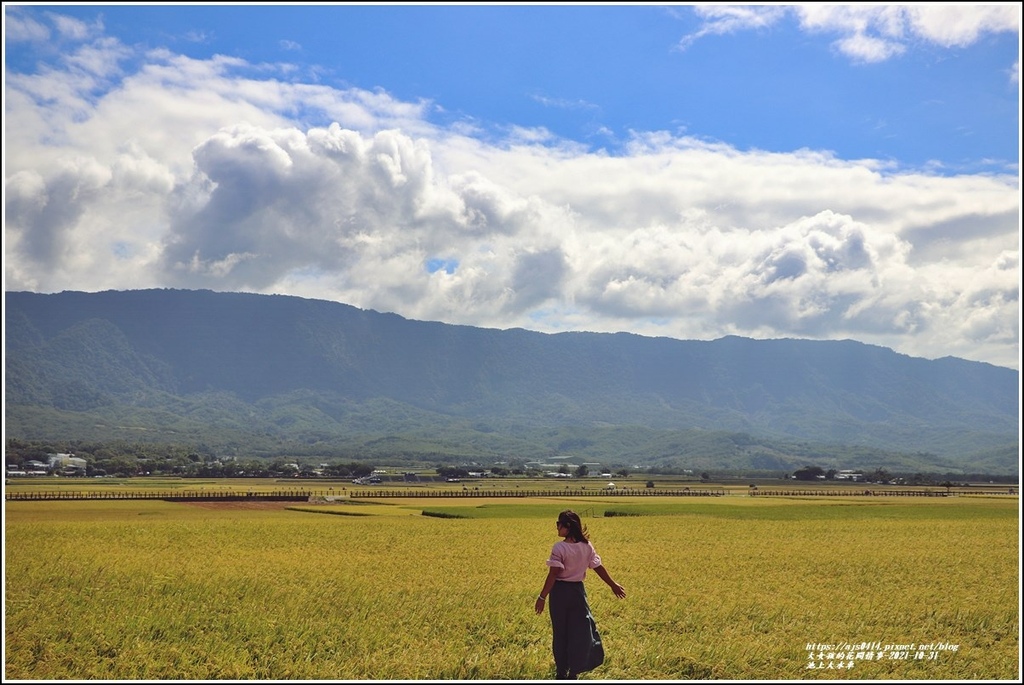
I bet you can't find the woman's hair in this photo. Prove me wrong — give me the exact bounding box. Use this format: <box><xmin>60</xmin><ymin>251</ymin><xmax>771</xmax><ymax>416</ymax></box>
<box><xmin>558</xmin><ymin>509</ymin><xmax>589</xmax><ymax>543</ymax></box>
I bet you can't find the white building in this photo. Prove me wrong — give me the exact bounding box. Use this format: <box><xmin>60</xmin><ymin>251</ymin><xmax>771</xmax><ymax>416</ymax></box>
<box><xmin>48</xmin><ymin>453</ymin><xmax>87</xmax><ymax>473</ymax></box>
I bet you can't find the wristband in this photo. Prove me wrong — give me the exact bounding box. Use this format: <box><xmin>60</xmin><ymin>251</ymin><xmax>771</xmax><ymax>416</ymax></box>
<box><xmin>537</xmin><ymin>596</ymin><xmax>546</xmax><ymax>601</ymax></box>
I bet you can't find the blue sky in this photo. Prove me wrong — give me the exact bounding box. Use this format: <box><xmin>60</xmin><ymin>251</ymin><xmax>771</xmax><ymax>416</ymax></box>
<box><xmin>13</xmin><ymin>3</ymin><xmax>1017</xmax><ymax>169</ymax></box>
<box><xmin>3</xmin><ymin>3</ymin><xmax>1021</xmax><ymax>369</ymax></box>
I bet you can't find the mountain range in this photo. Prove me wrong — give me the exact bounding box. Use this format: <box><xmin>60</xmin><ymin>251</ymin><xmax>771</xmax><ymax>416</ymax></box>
<box><xmin>4</xmin><ymin>289</ymin><xmax>1019</xmax><ymax>475</ymax></box>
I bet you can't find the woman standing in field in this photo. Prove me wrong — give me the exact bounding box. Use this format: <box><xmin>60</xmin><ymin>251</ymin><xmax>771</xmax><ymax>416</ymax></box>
<box><xmin>535</xmin><ymin>510</ymin><xmax>626</xmax><ymax>680</ymax></box>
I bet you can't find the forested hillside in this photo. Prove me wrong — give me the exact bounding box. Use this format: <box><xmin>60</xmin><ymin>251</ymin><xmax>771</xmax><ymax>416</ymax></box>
<box><xmin>5</xmin><ymin>289</ymin><xmax>1019</xmax><ymax>475</ymax></box>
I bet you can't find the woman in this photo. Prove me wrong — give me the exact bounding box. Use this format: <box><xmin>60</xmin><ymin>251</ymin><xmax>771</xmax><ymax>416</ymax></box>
<box><xmin>535</xmin><ymin>510</ymin><xmax>627</xmax><ymax>680</ymax></box>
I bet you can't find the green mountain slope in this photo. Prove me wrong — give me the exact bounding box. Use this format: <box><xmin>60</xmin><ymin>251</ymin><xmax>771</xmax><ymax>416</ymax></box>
<box><xmin>4</xmin><ymin>289</ymin><xmax>1018</xmax><ymax>474</ymax></box>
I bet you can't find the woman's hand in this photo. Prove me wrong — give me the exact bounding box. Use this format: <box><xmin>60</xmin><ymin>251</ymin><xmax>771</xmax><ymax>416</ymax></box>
<box><xmin>594</xmin><ymin>565</ymin><xmax>626</xmax><ymax>599</ymax></box>
<box><xmin>534</xmin><ymin>596</ymin><xmax>546</xmax><ymax>614</ymax></box>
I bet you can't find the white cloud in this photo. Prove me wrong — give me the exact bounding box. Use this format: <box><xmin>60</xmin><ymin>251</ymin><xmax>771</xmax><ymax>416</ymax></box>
<box><xmin>182</xmin><ymin>30</ymin><xmax>213</xmax><ymax>45</ymax></box>
<box><xmin>677</xmin><ymin>5</ymin><xmax>788</xmax><ymax>50</ymax></box>
<box><xmin>902</xmin><ymin>4</ymin><xmax>1021</xmax><ymax>47</ymax></box>
<box><xmin>530</xmin><ymin>93</ymin><xmax>601</xmax><ymax>112</ymax></box>
<box><xmin>4</xmin><ymin>9</ymin><xmax>51</xmax><ymax>42</ymax></box>
<box><xmin>796</xmin><ymin>4</ymin><xmax>1019</xmax><ymax>63</ymax></box>
<box><xmin>3</xmin><ymin>12</ymin><xmax>1020</xmax><ymax>370</ymax></box>
<box><xmin>833</xmin><ymin>32</ymin><xmax>906</xmax><ymax>63</ymax></box>
<box><xmin>681</xmin><ymin>5</ymin><xmax>1020</xmax><ymax>65</ymax></box>
<box><xmin>65</xmin><ymin>37</ymin><xmax>133</xmax><ymax>78</ymax></box>
<box><xmin>47</xmin><ymin>11</ymin><xmax>103</xmax><ymax>42</ymax></box>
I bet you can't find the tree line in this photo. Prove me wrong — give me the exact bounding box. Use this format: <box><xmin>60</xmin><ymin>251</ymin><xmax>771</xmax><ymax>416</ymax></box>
<box><xmin>6</xmin><ymin>439</ymin><xmax>1014</xmax><ymax>484</ymax></box>
<box><xmin>4</xmin><ymin>438</ymin><xmax>381</xmax><ymax>479</ymax></box>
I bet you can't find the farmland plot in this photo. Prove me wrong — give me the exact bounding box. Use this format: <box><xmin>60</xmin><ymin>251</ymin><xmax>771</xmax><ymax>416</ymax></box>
<box><xmin>4</xmin><ymin>496</ymin><xmax>1018</xmax><ymax>680</ymax></box>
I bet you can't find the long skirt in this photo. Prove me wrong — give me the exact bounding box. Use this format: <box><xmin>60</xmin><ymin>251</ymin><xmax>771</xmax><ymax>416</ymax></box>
<box><xmin>548</xmin><ymin>580</ymin><xmax>604</xmax><ymax>677</ymax></box>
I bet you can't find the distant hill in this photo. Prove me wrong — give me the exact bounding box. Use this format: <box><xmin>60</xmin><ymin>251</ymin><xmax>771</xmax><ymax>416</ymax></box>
<box><xmin>4</xmin><ymin>289</ymin><xmax>1019</xmax><ymax>475</ymax></box>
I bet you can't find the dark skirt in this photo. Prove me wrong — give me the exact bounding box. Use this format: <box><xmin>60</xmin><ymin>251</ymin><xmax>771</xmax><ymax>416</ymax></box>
<box><xmin>548</xmin><ymin>580</ymin><xmax>605</xmax><ymax>678</ymax></box>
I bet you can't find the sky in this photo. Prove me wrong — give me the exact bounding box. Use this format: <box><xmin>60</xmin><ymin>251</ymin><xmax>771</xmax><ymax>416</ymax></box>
<box><xmin>3</xmin><ymin>3</ymin><xmax>1021</xmax><ymax>370</ymax></box>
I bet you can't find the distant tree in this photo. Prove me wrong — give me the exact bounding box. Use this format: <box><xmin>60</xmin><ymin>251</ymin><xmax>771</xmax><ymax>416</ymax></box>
<box><xmin>575</xmin><ymin>464</ymin><xmax>589</xmax><ymax>478</ymax></box>
<box><xmin>107</xmin><ymin>455</ymin><xmax>139</xmax><ymax>478</ymax></box>
<box><xmin>793</xmin><ymin>466</ymin><xmax>826</xmax><ymax>481</ymax></box>
<box><xmin>616</xmin><ymin>468</ymin><xmax>630</xmax><ymax>477</ymax></box>
<box><xmin>868</xmin><ymin>468</ymin><xmax>891</xmax><ymax>484</ymax></box>
<box><xmin>911</xmin><ymin>472</ymin><xmax>929</xmax><ymax>485</ymax></box>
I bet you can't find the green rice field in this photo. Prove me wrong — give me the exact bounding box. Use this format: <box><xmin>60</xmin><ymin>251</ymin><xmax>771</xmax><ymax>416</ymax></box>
<box><xmin>4</xmin><ymin>485</ymin><xmax>1019</xmax><ymax>680</ymax></box>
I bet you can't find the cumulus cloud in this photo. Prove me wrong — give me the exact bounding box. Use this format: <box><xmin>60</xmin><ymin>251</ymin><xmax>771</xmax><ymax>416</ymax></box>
<box><xmin>3</xmin><ymin>10</ymin><xmax>1020</xmax><ymax>369</ymax></box>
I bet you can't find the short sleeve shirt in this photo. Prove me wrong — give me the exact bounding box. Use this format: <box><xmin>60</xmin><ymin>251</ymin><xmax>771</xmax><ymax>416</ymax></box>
<box><xmin>545</xmin><ymin>540</ymin><xmax>602</xmax><ymax>582</ymax></box>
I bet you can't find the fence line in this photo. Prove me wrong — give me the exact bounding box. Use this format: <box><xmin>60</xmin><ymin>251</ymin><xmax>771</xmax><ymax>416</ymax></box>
<box><xmin>746</xmin><ymin>488</ymin><xmax>1010</xmax><ymax>497</ymax></box>
<box><xmin>5</xmin><ymin>486</ymin><xmax>1013</xmax><ymax>502</ymax></box>
<box><xmin>5</xmin><ymin>487</ymin><xmax>725</xmax><ymax>502</ymax></box>
<box><xmin>4</xmin><ymin>490</ymin><xmax>312</xmax><ymax>502</ymax></box>
<box><xmin>345</xmin><ymin>487</ymin><xmax>727</xmax><ymax>498</ymax></box>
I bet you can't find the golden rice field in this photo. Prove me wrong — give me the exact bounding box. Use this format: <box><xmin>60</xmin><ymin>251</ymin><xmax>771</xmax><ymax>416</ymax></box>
<box><xmin>4</xmin><ymin>490</ymin><xmax>1019</xmax><ymax>680</ymax></box>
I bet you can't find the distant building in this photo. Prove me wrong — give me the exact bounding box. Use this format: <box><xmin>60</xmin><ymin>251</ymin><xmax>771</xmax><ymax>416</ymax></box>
<box><xmin>527</xmin><ymin>456</ymin><xmax>580</xmax><ymax>472</ymax></box>
<box><xmin>48</xmin><ymin>453</ymin><xmax>86</xmax><ymax>473</ymax></box>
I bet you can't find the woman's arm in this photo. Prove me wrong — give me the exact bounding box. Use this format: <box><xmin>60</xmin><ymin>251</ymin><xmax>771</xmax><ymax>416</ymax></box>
<box><xmin>593</xmin><ymin>565</ymin><xmax>626</xmax><ymax>598</ymax></box>
<box><xmin>534</xmin><ymin>567</ymin><xmax>560</xmax><ymax>614</ymax></box>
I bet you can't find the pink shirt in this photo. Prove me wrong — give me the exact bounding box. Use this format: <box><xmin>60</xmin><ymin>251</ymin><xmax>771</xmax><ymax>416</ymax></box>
<box><xmin>545</xmin><ymin>540</ymin><xmax>602</xmax><ymax>582</ymax></box>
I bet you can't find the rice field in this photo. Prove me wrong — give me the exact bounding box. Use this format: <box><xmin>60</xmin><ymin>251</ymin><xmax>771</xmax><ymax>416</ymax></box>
<box><xmin>4</xmin><ymin>491</ymin><xmax>1019</xmax><ymax>680</ymax></box>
